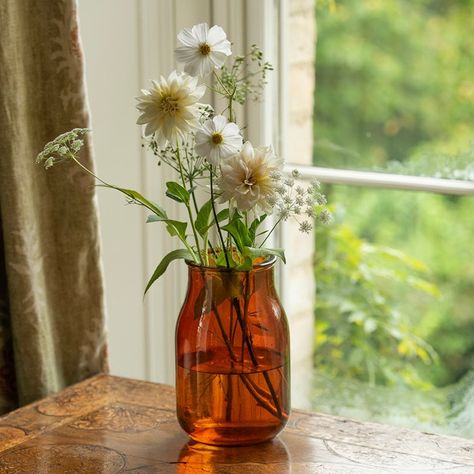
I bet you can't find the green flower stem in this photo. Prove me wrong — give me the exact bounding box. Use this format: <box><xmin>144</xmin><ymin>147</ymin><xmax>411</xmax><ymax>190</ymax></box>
<box><xmin>205</xmin><ymin>85</ymin><xmax>225</xmax><ymax>96</ymax></box>
<box><xmin>259</xmin><ymin>217</ymin><xmax>283</xmax><ymax>248</ymax></box>
<box><xmin>213</xmin><ymin>71</ymin><xmax>237</xmax><ymax>123</ymax></box>
<box><xmin>188</xmin><ymin>173</ymin><xmax>209</xmax><ymax>266</ymax></box>
<box><xmin>208</xmin><ymin>240</ymin><xmax>217</xmax><ymax>256</ymax></box>
<box><xmin>68</xmin><ymin>152</ymin><xmax>109</xmax><ymax>187</ymax></box>
<box><xmin>68</xmin><ymin>152</ymin><xmax>198</xmax><ymax>261</ymax></box>
<box><xmin>202</xmin><ymin>235</ymin><xmax>209</xmax><ymax>266</ymax></box>
<box><xmin>176</xmin><ymin>143</ymin><xmax>203</xmax><ymax>265</ymax></box>
<box><xmin>228</xmin><ymin>86</ymin><xmax>237</xmax><ymax>123</ymax></box>
<box><xmin>189</xmin><ymin>177</ymin><xmax>200</xmax><ymax>216</ymax></box>
<box><xmin>209</xmin><ymin>166</ymin><xmax>230</xmax><ymax>268</ymax></box>
<box><xmin>213</xmin><ymin>71</ymin><xmax>232</xmax><ymax>96</ymax></box>
<box><xmin>228</xmin><ymin>96</ymin><xmax>234</xmax><ymax>123</ymax></box>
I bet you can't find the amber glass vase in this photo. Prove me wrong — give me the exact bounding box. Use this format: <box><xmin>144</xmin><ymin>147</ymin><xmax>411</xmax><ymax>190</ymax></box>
<box><xmin>176</xmin><ymin>257</ymin><xmax>290</xmax><ymax>446</ymax></box>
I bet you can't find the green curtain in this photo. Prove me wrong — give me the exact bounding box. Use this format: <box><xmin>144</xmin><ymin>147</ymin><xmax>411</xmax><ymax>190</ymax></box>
<box><xmin>0</xmin><ymin>0</ymin><xmax>108</xmax><ymax>412</ymax></box>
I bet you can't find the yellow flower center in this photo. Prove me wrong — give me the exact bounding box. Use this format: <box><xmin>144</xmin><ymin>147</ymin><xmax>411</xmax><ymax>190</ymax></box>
<box><xmin>244</xmin><ymin>176</ymin><xmax>256</xmax><ymax>187</ymax></box>
<box><xmin>199</xmin><ymin>43</ymin><xmax>211</xmax><ymax>56</ymax></box>
<box><xmin>159</xmin><ymin>95</ymin><xmax>179</xmax><ymax>115</ymax></box>
<box><xmin>211</xmin><ymin>132</ymin><xmax>224</xmax><ymax>145</ymax></box>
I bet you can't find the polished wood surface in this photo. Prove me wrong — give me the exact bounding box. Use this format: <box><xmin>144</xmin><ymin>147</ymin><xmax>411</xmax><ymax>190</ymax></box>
<box><xmin>0</xmin><ymin>374</ymin><xmax>472</xmax><ymax>473</ymax></box>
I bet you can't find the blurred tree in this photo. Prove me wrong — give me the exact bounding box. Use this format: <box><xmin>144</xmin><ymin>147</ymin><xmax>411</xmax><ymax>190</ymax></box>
<box><xmin>314</xmin><ymin>0</ymin><xmax>474</xmax><ymax>171</ymax></box>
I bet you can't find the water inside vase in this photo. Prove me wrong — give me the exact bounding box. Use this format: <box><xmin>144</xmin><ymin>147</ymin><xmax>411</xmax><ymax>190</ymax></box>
<box><xmin>177</xmin><ymin>348</ymin><xmax>290</xmax><ymax>446</ymax></box>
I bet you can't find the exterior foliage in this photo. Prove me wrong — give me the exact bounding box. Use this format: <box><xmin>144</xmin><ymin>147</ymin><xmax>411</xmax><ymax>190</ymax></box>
<box><xmin>315</xmin><ymin>215</ymin><xmax>439</xmax><ymax>389</ymax></box>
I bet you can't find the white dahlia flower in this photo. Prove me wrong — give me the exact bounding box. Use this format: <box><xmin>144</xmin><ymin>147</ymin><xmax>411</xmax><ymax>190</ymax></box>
<box><xmin>217</xmin><ymin>141</ymin><xmax>283</xmax><ymax>212</ymax></box>
<box><xmin>175</xmin><ymin>23</ymin><xmax>232</xmax><ymax>77</ymax></box>
<box><xmin>136</xmin><ymin>71</ymin><xmax>205</xmax><ymax>145</ymax></box>
<box><xmin>194</xmin><ymin>115</ymin><xmax>243</xmax><ymax>166</ymax></box>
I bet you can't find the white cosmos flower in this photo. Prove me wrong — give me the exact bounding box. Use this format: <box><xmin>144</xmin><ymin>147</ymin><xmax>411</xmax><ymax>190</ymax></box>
<box><xmin>136</xmin><ymin>71</ymin><xmax>205</xmax><ymax>145</ymax></box>
<box><xmin>194</xmin><ymin>115</ymin><xmax>243</xmax><ymax>166</ymax></box>
<box><xmin>217</xmin><ymin>141</ymin><xmax>283</xmax><ymax>212</ymax></box>
<box><xmin>175</xmin><ymin>23</ymin><xmax>232</xmax><ymax>77</ymax></box>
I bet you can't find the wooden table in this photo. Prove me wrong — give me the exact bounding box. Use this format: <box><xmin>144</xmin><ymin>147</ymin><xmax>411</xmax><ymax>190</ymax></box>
<box><xmin>0</xmin><ymin>375</ymin><xmax>472</xmax><ymax>473</ymax></box>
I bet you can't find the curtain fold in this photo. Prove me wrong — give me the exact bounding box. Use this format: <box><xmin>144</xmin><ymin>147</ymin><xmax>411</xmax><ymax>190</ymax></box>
<box><xmin>0</xmin><ymin>0</ymin><xmax>108</xmax><ymax>411</ymax></box>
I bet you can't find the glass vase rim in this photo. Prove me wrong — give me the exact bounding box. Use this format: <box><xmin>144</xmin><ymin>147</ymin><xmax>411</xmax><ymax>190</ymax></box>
<box><xmin>185</xmin><ymin>255</ymin><xmax>277</xmax><ymax>273</ymax></box>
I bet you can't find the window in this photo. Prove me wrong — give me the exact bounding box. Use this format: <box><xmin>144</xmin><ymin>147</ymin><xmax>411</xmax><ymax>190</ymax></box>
<box><xmin>284</xmin><ymin>0</ymin><xmax>474</xmax><ymax>437</ymax></box>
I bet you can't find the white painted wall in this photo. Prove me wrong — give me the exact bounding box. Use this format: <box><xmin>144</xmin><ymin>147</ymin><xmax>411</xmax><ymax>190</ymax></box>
<box><xmin>79</xmin><ymin>0</ymin><xmax>149</xmax><ymax>380</ymax></box>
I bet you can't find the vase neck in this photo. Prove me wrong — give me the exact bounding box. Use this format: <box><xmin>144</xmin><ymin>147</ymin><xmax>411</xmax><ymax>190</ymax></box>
<box><xmin>186</xmin><ymin>264</ymin><xmax>277</xmax><ymax>298</ymax></box>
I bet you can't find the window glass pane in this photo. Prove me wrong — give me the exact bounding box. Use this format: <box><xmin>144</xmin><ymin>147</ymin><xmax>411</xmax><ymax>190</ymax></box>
<box><xmin>313</xmin><ymin>0</ymin><xmax>474</xmax><ymax>180</ymax></box>
<box><xmin>313</xmin><ymin>185</ymin><xmax>474</xmax><ymax>437</ymax></box>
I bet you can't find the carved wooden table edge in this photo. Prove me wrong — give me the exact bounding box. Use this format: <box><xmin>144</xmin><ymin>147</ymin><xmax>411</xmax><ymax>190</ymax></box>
<box><xmin>0</xmin><ymin>373</ymin><xmax>471</xmax><ymax>473</ymax></box>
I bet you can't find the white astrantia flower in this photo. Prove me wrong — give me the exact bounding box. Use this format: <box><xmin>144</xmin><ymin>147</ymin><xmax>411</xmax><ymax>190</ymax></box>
<box><xmin>175</xmin><ymin>23</ymin><xmax>232</xmax><ymax>77</ymax></box>
<box><xmin>299</xmin><ymin>221</ymin><xmax>312</xmax><ymax>234</ymax></box>
<box><xmin>136</xmin><ymin>71</ymin><xmax>205</xmax><ymax>145</ymax></box>
<box><xmin>194</xmin><ymin>115</ymin><xmax>243</xmax><ymax>166</ymax></box>
<box><xmin>217</xmin><ymin>141</ymin><xmax>283</xmax><ymax>212</ymax></box>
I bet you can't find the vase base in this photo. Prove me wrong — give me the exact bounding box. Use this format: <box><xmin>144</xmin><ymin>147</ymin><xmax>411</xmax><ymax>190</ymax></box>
<box><xmin>186</xmin><ymin>422</ymin><xmax>286</xmax><ymax>446</ymax></box>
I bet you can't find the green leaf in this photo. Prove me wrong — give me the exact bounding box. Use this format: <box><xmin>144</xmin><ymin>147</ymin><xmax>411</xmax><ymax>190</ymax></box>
<box><xmin>216</xmin><ymin>208</ymin><xmax>229</xmax><ymax>222</ymax></box>
<box><xmin>222</xmin><ymin>222</ymin><xmax>243</xmax><ymax>252</ymax></box>
<box><xmin>242</xmin><ymin>246</ymin><xmax>286</xmax><ymax>264</ymax></box>
<box><xmin>196</xmin><ymin>207</ymin><xmax>230</xmax><ymax>238</ymax></box>
<box><xmin>145</xmin><ymin>249</ymin><xmax>192</xmax><ymax>294</ymax></box>
<box><xmin>236</xmin><ymin>256</ymin><xmax>253</xmax><ymax>271</ymax></box>
<box><xmin>237</xmin><ymin>221</ymin><xmax>252</xmax><ymax>247</ymax></box>
<box><xmin>216</xmin><ymin>251</ymin><xmax>228</xmax><ymax>267</ymax></box>
<box><xmin>146</xmin><ymin>214</ymin><xmax>188</xmax><ymax>242</ymax></box>
<box><xmin>207</xmin><ymin>208</ymin><xmax>229</xmax><ymax>229</ymax></box>
<box><xmin>249</xmin><ymin>214</ymin><xmax>267</xmax><ymax>243</ymax></box>
<box><xmin>99</xmin><ymin>185</ymin><xmax>167</xmax><ymax>218</ymax></box>
<box><xmin>195</xmin><ymin>199</ymin><xmax>213</xmax><ymax>237</ymax></box>
<box><xmin>215</xmin><ymin>250</ymin><xmax>237</xmax><ymax>267</ymax></box>
<box><xmin>146</xmin><ymin>214</ymin><xmax>167</xmax><ymax>224</ymax></box>
<box><xmin>222</xmin><ymin>217</ymin><xmax>252</xmax><ymax>253</ymax></box>
<box><xmin>165</xmin><ymin>220</ymin><xmax>187</xmax><ymax>240</ymax></box>
<box><xmin>165</xmin><ymin>181</ymin><xmax>190</xmax><ymax>204</ymax></box>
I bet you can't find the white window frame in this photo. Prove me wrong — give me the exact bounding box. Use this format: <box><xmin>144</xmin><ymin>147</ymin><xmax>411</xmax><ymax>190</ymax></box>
<box><xmin>286</xmin><ymin>165</ymin><xmax>474</xmax><ymax>195</ymax></box>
